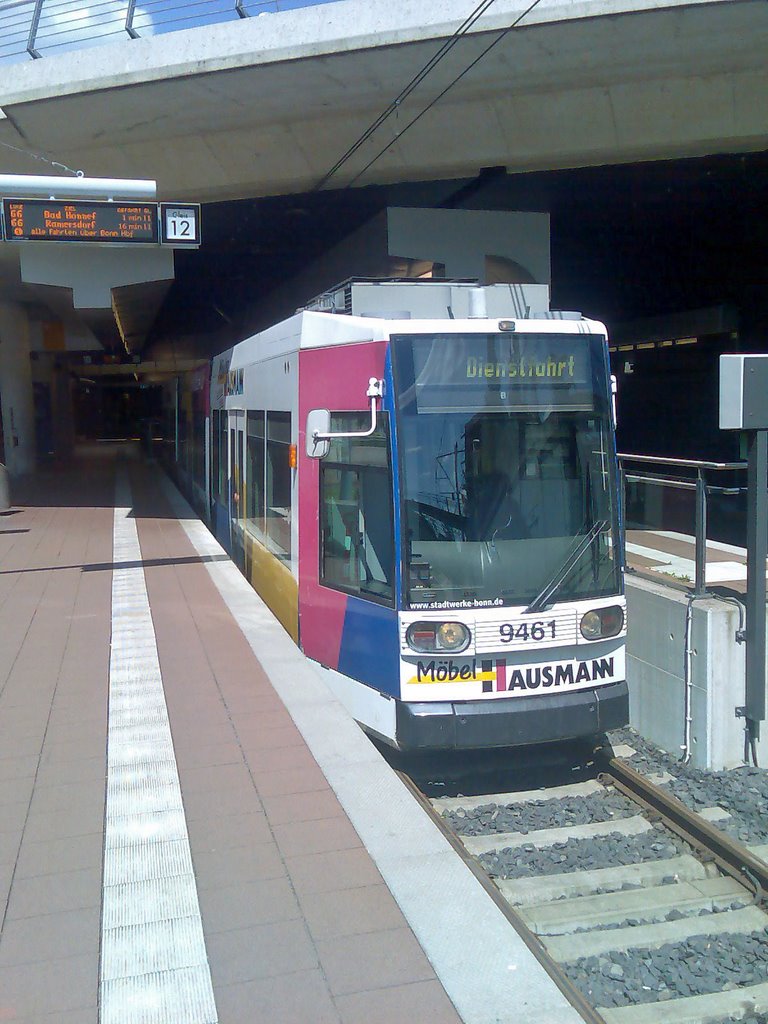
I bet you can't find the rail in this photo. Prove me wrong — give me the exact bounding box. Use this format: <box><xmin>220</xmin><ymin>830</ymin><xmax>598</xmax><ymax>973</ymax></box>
<box><xmin>0</xmin><ymin>0</ymin><xmax>335</xmax><ymax>64</ymax></box>
<box><xmin>396</xmin><ymin>766</ymin><xmax>610</xmax><ymax>1024</ymax></box>
<box><xmin>603</xmin><ymin>755</ymin><xmax>768</xmax><ymax>904</ymax></box>
<box><xmin>617</xmin><ymin>452</ymin><xmax>747</xmax><ymax>596</ymax></box>
<box><xmin>400</xmin><ymin>750</ymin><xmax>768</xmax><ymax>1022</ymax></box>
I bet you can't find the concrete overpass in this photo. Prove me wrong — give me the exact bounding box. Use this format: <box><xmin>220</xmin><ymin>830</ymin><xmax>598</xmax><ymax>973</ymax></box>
<box><xmin>0</xmin><ymin>0</ymin><xmax>765</xmax><ymax>199</ymax></box>
<box><xmin>0</xmin><ymin>0</ymin><xmax>766</xmax><ymax>472</ymax></box>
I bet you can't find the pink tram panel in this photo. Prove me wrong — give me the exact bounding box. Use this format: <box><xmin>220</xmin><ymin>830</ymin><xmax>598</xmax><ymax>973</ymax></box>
<box><xmin>297</xmin><ymin>340</ymin><xmax>388</xmax><ymax>669</ymax></box>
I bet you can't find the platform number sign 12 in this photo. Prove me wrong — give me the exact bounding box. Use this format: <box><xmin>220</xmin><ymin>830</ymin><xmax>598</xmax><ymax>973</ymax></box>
<box><xmin>160</xmin><ymin>203</ymin><xmax>201</xmax><ymax>247</ymax></box>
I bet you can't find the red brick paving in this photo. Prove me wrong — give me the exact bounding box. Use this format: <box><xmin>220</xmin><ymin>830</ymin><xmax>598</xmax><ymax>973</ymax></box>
<box><xmin>0</xmin><ymin>447</ymin><xmax>463</xmax><ymax>1024</ymax></box>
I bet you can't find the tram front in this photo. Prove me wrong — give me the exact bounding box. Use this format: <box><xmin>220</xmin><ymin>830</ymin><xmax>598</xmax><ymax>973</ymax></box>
<box><xmin>390</xmin><ymin>320</ymin><xmax>628</xmax><ymax>749</ymax></box>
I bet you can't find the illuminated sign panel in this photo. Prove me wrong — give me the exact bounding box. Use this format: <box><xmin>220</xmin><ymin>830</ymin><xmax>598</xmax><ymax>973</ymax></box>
<box><xmin>395</xmin><ymin>333</ymin><xmax>596</xmax><ymax>413</ymax></box>
<box><xmin>2</xmin><ymin>198</ymin><xmax>159</xmax><ymax>243</ymax></box>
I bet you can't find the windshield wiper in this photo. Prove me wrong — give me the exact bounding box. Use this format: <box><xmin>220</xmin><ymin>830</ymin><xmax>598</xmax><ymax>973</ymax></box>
<box><xmin>525</xmin><ymin>519</ymin><xmax>609</xmax><ymax>614</ymax></box>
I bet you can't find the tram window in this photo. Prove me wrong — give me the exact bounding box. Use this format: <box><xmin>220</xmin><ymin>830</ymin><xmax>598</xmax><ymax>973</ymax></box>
<box><xmin>247</xmin><ymin>412</ymin><xmax>265</xmax><ymax>535</ymax></box>
<box><xmin>320</xmin><ymin>414</ymin><xmax>394</xmax><ymax>604</ymax></box>
<box><xmin>243</xmin><ymin>411</ymin><xmax>292</xmax><ymax>560</ymax></box>
<box><xmin>266</xmin><ymin>412</ymin><xmax>291</xmax><ymax>559</ymax></box>
<box><xmin>211</xmin><ymin>411</ymin><xmax>220</xmax><ymax>498</ymax></box>
<box><xmin>237</xmin><ymin>429</ymin><xmax>244</xmax><ymax>522</ymax></box>
<box><xmin>191</xmin><ymin>402</ymin><xmax>205</xmax><ymax>487</ymax></box>
<box><xmin>164</xmin><ymin>407</ymin><xmax>173</xmax><ymax>455</ymax></box>
<box><xmin>178</xmin><ymin>412</ymin><xmax>189</xmax><ymax>470</ymax></box>
<box><xmin>212</xmin><ymin>410</ymin><xmax>227</xmax><ymax>502</ymax></box>
<box><xmin>216</xmin><ymin>412</ymin><xmax>227</xmax><ymax>501</ymax></box>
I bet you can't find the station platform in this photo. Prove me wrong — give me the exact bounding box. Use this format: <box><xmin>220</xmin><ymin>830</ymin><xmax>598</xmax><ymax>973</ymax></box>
<box><xmin>0</xmin><ymin>445</ymin><xmax>581</xmax><ymax>1024</ymax></box>
<box><xmin>625</xmin><ymin>528</ymin><xmax>757</xmax><ymax>594</ymax></box>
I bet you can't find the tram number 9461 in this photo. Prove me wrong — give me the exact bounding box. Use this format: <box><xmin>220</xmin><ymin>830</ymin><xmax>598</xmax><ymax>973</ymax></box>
<box><xmin>500</xmin><ymin>620</ymin><xmax>557</xmax><ymax>643</ymax></box>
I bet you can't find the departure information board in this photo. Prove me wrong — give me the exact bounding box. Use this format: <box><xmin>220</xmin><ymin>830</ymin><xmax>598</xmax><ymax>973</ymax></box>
<box><xmin>2</xmin><ymin>198</ymin><xmax>160</xmax><ymax>244</ymax></box>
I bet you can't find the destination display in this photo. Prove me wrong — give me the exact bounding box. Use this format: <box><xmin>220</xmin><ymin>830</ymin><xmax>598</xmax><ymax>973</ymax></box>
<box><xmin>400</xmin><ymin>333</ymin><xmax>597</xmax><ymax>413</ymax></box>
<box><xmin>1</xmin><ymin>198</ymin><xmax>202</xmax><ymax>247</ymax></box>
<box><xmin>2</xmin><ymin>198</ymin><xmax>158</xmax><ymax>243</ymax></box>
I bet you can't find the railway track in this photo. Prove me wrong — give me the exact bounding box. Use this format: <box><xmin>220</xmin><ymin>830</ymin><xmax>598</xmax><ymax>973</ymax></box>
<box><xmin>400</xmin><ymin>747</ymin><xmax>768</xmax><ymax>1024</ymax></box>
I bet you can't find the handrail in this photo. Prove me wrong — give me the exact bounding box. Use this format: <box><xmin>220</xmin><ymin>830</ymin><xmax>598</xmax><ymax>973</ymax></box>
<box><xmin>623</xmin><ymin>473</ymin><xmax>745</xmax><ymax>495</ymax></box>
<box><xmin>618</xmin><ymin>452</ymin><xmax>747</xmax><ymax>471</ymax></box>
<box><xmin>0</xmin><ymin>0</ymin><xmax>334</xmax><ymax>63</ymax></box>
<box><xmin>618</xmin><ymin>453</ymin><xmax>748</xmax><ymax>596</ymax></box>
<box><xmin>623</xmin><ymin>474</ymin><xmax>698</xmax><ymax>491</ymax></box>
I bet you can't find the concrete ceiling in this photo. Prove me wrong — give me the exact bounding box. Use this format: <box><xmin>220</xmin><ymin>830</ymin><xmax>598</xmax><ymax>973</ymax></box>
<box><xmin>0</xmin><ymin>0</ymin><xmax>764</xmax><ymax>361</ymax></box>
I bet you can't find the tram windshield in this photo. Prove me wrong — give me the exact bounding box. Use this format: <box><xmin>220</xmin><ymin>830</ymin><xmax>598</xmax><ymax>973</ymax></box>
<box><xmin>391</xmin><ymin>332</ymin><xmax>621</xmax><ymax>610</ymax></box>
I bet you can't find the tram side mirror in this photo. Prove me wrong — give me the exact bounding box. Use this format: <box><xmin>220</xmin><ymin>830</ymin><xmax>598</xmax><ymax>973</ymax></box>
<box><xmin>306</xmin><ymin>409</ymin><xmax>331</xmax><ymax>459</ymax></box>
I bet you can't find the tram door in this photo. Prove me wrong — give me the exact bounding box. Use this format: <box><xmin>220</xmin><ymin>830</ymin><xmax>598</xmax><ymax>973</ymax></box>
<box><xmin>228</xmin><ymin>411</ymin><xmax>245</xmax><ymax>569</ymax></box>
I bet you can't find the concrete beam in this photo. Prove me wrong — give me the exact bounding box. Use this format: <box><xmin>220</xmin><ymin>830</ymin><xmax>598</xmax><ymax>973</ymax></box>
<box><xmin>18</xmin><ymin>246</ymin><xmax>175</xmax><ymax>309</ymax></box>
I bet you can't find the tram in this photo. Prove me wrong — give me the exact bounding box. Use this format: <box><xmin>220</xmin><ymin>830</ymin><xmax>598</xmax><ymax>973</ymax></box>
<box><xmin>172</xmin><ymin>280</ymin><xmax>628</xmax><ymax>750</ymax></box>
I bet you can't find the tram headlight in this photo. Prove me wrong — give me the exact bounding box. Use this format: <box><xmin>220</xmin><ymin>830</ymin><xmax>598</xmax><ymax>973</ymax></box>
<box><xmin>580</xmin><ymin>606</ymin><xmax>624</xmax><ymax>640</ymax></box>
<box><xmin>437</xmin><ymin>622</ymin><xmax>469</xmax><ymax>651</ymax></box>
<box><xmin>406</xmin><ymin>621</ymin><xmax>471</xmax><ymax>654</ymax></box>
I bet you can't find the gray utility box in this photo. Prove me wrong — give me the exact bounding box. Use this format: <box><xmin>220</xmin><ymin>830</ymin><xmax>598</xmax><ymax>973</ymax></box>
<box><xmin>720</xmin><ymin>354</ymin><xmax>768</xmax><ymax>430</ymax></box>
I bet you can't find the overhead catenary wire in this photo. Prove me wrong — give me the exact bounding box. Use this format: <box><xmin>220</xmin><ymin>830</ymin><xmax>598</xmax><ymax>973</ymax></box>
<box><xmin>342</xmin><ymin>0</ymin><xmax>546</xmax><ymax>190</ymax></box>
<box><xmin>315</xmin><ymin>0</ymin><xmax>500</xmax><ymax>192</ymax></box>
<box><xmin>0</xmin><ymin>138</ymin><xmax>84</xmax><ymax>176</ymax></box>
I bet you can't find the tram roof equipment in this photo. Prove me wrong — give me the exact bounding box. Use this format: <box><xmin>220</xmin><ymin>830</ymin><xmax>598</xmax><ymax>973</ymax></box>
<box><xmin>299</xmin><ymin>277</ymin><xmax>558</xmax><ymax>321</ymax></box>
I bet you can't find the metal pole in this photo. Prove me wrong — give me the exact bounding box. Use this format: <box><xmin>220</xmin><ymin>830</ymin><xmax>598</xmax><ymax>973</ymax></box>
<box><xmin>26</xmin><ymin>0</ymin><xmax>44</xmax><ymax>59</ymax></box>
<box><xmin>620</xmin><ymin>461</ymin><xmax>630</xmax><ymax>575</ymax></box>
<box><xmin>694</xmin><ymin>468</ymin><xmax>707</xmax><ymax>595</ymax></box>
<box><xmin>125</xmin><ymin>0</ymin><xmax>140</xmax><ymax>38</ymax></box>
<box><xmin>745</xmin><ymin>429</ymin><xmax>768</xmax><ymax>737</ymax></box>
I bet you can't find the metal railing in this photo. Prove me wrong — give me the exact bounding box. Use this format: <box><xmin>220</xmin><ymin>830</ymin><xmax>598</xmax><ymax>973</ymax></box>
<box><xmin>618</xmin><ymin>453</ymin><xmax>747</xmax><ymax>595</ymax></box>
<box><xmin>0</xmin><ymin>0</ymin><xmax>335</xmax><ymax>64</ymax></box>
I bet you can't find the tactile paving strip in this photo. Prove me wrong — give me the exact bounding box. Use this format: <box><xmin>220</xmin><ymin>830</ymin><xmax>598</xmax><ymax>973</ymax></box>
<box><xmin>99</xmin><ymin>472</ymin><xmax>218</xmax><ymax>1024</ymax></box>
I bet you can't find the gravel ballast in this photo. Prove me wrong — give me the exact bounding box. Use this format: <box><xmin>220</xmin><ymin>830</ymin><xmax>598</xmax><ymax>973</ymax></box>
<box><xmin>422</xmin><ymin>726</ymin><xmax>768</xmax><ymax>1017</ymax></box>
<box><xmin>564</xmin><ymin>930</ymin><xmax>768</xmax><ymax>1008</ymax></box>
<box><xmin>571</xmin><ymin>901</ymin><xmax>749</xmax><ymax>934</ymax></box>
<box><xmin>443</xmin><ymin>789</ymin><xmax>639</xmax><ymax>836</ymax></box>
<box><xmin>609</xmin><ymin>727</ymin><xmax>768</xmax><ymax>844</ymax></box>
<box><xmin>479</xmin><ymin>825</ymin><xmax>690</xmax><ymax>879</ymax></box>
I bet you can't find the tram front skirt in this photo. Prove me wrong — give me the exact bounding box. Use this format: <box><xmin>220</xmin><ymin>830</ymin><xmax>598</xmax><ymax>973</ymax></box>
<box><xmin>394</xmin><ymin>681</ymin><xmax>629</xmax><ymax>750</ymax></box>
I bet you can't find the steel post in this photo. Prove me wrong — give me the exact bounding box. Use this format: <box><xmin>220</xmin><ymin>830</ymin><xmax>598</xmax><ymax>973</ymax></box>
<box><xmin>694</xmin><ymin>468</ymin><xmax>707</xmax><ymax>595</ymax></box>
<box><xmin>745</xmin><ymin>429</ymin><xmax>768</xmax><ymax>733</ymax></box>
<box><xmin>26</xmin><ymin>0</ymin><xmax>44</xmax><ymax>59</ymax></box>
<box><xmin>125</xmin><ymin>0</ymin><xmax>140</xmax><ymax>39</ymax></box>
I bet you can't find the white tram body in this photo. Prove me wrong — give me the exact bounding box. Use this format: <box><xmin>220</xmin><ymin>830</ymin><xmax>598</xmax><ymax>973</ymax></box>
<box><xmin>181</xmin><ymin>281</ymin><xmax>627</xmax><ymax>750</ymax></box>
